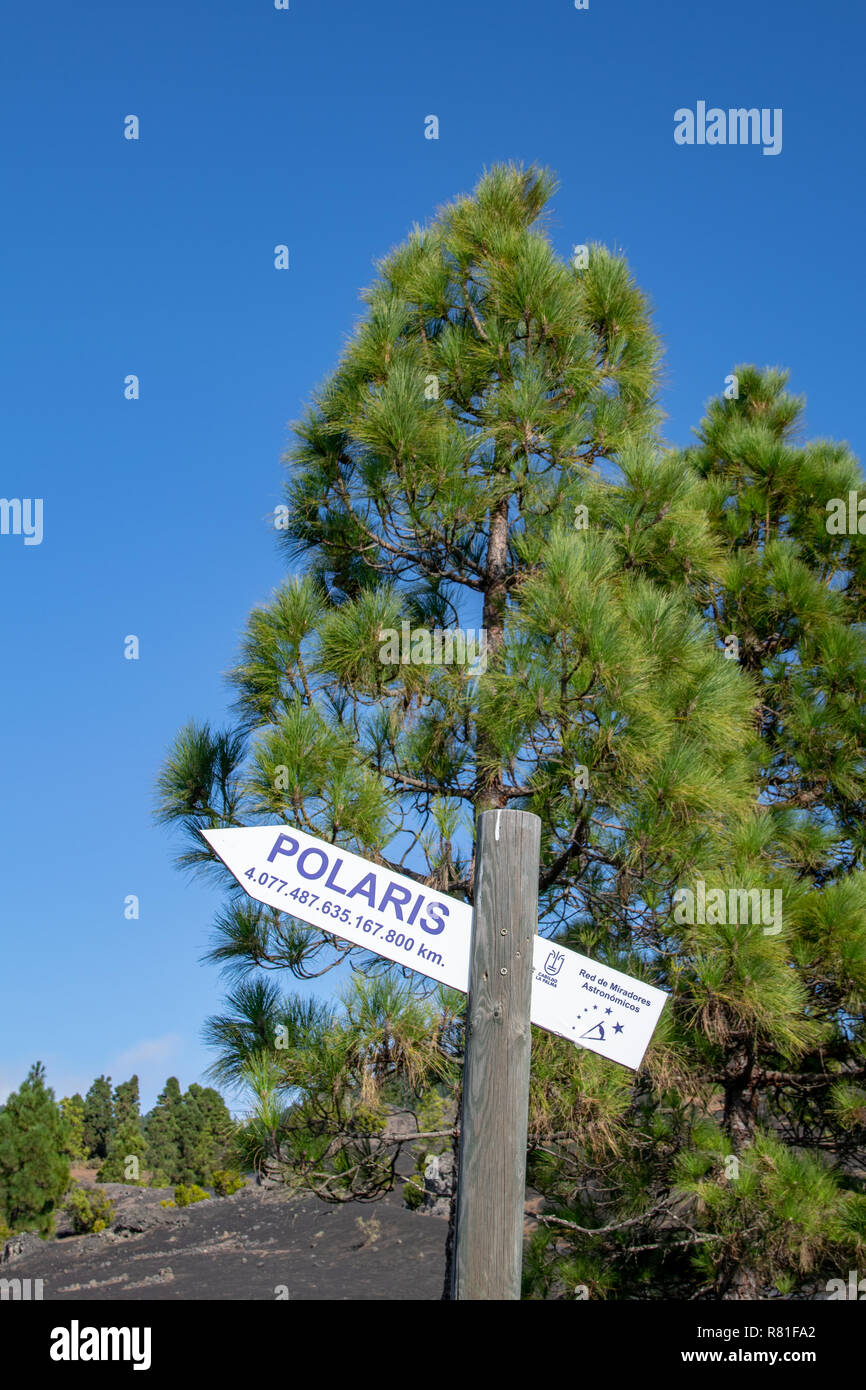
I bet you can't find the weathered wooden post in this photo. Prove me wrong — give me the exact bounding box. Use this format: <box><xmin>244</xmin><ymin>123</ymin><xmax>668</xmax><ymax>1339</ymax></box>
<box><xmin>452</xmin><ymin>807</ymin><xmax>541</xmax><ymax>1300</ymax></box>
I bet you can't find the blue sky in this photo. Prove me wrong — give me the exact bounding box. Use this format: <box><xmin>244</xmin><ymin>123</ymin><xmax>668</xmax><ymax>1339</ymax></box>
<box><xmin>1</xmin><ymin>0</ymin><xmax>864</xmax><ymax>1113</ymax></box>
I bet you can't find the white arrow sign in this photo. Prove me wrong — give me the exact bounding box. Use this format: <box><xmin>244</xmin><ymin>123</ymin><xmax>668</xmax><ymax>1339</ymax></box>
<box><xmin>201</xmin><ymin>824</ymin><xmax>667</xmax><ymax>1070</ymax></box>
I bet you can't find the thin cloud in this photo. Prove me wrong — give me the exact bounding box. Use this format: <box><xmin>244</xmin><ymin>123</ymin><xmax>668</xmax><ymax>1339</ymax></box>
<box><xmin>113</xmin><ymin>1035</ymin><xmax>184</xmax><ymax>1072</ymax></box>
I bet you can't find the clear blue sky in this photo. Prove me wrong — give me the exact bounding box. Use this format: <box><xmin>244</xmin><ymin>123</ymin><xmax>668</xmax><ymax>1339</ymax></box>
<box><xmin>1</xmin><ymin>0</ymin><xmax>863</xmax><ymax>1113</ymax></box>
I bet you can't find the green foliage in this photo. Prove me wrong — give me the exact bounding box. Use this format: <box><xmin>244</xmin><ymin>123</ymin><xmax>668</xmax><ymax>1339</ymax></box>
<box><xmin>211</xmin><ymin>1169</ymin><xmax>245</xmax><ymax>1197</ymax></box>
<box><xmin>672</xmin><ymin>1125</ymin><xmax>866</xmax><ymax>1292</ymax></box>
<box><xmin>59</xmin><ymin>1094</ymin><xmax>88</xmax><ymax>1161</ymax></box>
<box><xmin>0</xmin><ymin>1063</ymin><xmax>71</xmax><ymax>1238</ymax></box>
<box><xmin>173</xmin><ymin>1084</ymin><xmax>232</xmax><ymax>1187</ymax></box>
<box><xmin>171</xmin><ymin>1183</ymin><xmax>211</xmax><ymax>1208</ymax></box>
<box><xmin>223</xmin><ymin>978</ymin><xmax>462</xmax><ymax>1200</ymax></box>
<box><xmin>67</xmin><ymin>1185</ymin><xmax>116</xmax><ymax>1235</ymax></box>
<box><xmin>203</xmin><ymin>981</ymin><xmax>334</xmax><ymax>1087</ymax></box>
<box><xmin>112</xmin><ymin>1076</ymin><xmax>140</xmax><ymax>1129</ymax></box>
<box><xmin>97</xmin><ymin>1117</ymin><xmax>147</xmax><ymax>1184</ymax></box>
<box><xmin>142</xmin><ymin>1077</ymin><xmax>231</xmax><ymax>1187</ymax></box>
<box><xmin>523</xmin><ymin>364</ymin><xmax>866</xmax><ymax>1297</ymax></box>
<box><xmin>402</xmin><ymin>1175</ymin><xmax>425</xmax><ymax>1211</ymax></box>
<box><xmin>142</xmin><ymin>1077</ymin><xmax>182</xmax><ymax>1181</ymax></box>
<box><xmin>82</xmin><ymin>1076</ymin><xmax>114</xmax><ymax>1161</ymax></box>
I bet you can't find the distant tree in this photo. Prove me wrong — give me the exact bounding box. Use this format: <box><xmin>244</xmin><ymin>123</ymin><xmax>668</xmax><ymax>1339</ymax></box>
<box><xmin>143</xmin><ymin>1078</ymin><xmax>182</xmax><ymax>1186</ymax></box>
<box><xmin>82</xmin><ymin>1075</ymin><xmax>114</xmax><ymax>1160</ymax></box>
<box><xmin>98</xmin><ymin>1116</ymin><xmax>148</xmax><ymax>1184</ymax></box>
<box><xmin>98</xmin><ymin>1077</ymin><xmax>145</xmax><ymax>1183</ymax></box>
<box><xmin>0</xmin><ymin>1063</ymin><xmax>71</xmax><ymax>1237</ymax></box>
<box><xmin>142</xmin><ymin>1078</ymin><xmax>230</xmax><ymax>1187</ymax></box>
<box><xmin>59</xmin><ymin>1094</ymin><xmax>87</xmax><ymax>1161</ymax></box>
<box><xmin>175</xmin><ymin>1084</ymin><xmax>232</xmax><ymax>1187</ymax></box>
<box><xmin>113</xmin><ymin>1076</ymin><xmax>141</xmax><ymax>1129</ymax></box>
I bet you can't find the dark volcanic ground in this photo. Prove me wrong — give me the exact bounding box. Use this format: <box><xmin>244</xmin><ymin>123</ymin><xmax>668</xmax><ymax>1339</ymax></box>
<box><xmin>3</xmin><ymin>1181</ymin><xmax>450</xmax><ymax>1301</ymax></box>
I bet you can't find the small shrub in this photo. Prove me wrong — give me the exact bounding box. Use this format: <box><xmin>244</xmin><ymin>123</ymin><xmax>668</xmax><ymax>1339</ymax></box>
<box><xmin>67</xmin><ymin>1186</ymin><xmax>116</xmax><ymax>1234</ymax></box>
<box><xmin>172</xmin><ymin>1183</ymin><xmax>211</xmax><ymax>1208</ymax></box>
<box><xmin>355</xmin><ymin>1215</ymin><xmax>381</xmax><ymax>1246</ymax></box>
<box><xmin>403</xmin><ymin>1177</ymin><xmax>425</xmax><ymax>1212</ymax></box>
<box><xmin>212</xmin><ymin>1169</ymin><xmax>245</xmax><ymax>1197</ymax></box>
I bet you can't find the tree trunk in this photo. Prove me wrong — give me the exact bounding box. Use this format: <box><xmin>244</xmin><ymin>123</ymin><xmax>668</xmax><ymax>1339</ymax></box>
<box><xmin>721</xmin><ymin>1039</ymin><xmax>760</xmax><ymax>1300</ymax></box>
<box><xmin>476</xmin><ymin>493</ymin><xmax>510</xmax><ymax>814</ymax></box>
<box><xmin>723</xmin><ymin>1040</ymin><xmax>757</xmax><ymax>1149</ymax></box>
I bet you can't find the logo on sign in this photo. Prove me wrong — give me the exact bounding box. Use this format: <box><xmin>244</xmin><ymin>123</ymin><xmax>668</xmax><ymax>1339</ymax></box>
<box><xmin>537</xmin><ymin>948</ymin><xmax>565</xmax><ymax>989</ymax></box>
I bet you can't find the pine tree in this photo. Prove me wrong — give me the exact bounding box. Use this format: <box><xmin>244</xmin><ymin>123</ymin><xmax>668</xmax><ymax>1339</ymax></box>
<box><xmin>113</xmin><ymin>1076</ymin><xmax>141</xmax><ymax>1129</ymax></box>
<box><xmin>669</xmin><ymin>368</ymin><xmax>866</xmax><ymax>1293</ymax></box>
<box><xmin>143</xmin><ymin>1077</ymin><xmax>182</xmax><ymax>1186</ymax></box>
<box><xmin>97</xmin><ymin>1119</ymin><xmax>148</xmax><ymax>1184</ymax></box>
<box><xmin>158</xmin><ymin>163</ymin><xmax>753</xmax><ymax>967</ymax></box>
<box><xmin>157</xmin><ymin>165</ymin><xmax>866</xmax><ymax>1295</ymax></box>
<box><xmin>221</xmin><ymin>977</ymin><xmax>462</xmax><ymax>1195</ymax></box>
<box><xmin>676</xmin><ymin>367</ymin><xmax>866</xmax><ymax>1144</ymax></box>
<box><xmin>157</xmin><ymin>166</ymin><xmax>754</xmax><ymax>1218</ymax></box>
<box><xmin>82</xmin><ymin>1075</ymin><xmax>114</xmax><ymax>1160</ymax></box>
<box><xmin>95</xmin><ymin>1077</ymin><xmax>145</xmax><ymax>1181</ymax></box>
<box><xmin>174</xmin><ymin>1084</ymin><xmax>231</xmax><ymax>1187</ymax></box>
<box><xmin>0</xmin><ymin>1063</ymin><xmax>71</xmax><ymax>1237</ymax></box>
<box><xmin>522</xmin><ymin>369</ymin><xmax>866</xmax><ymax>1298</ymax></box>
<box><xmin>141</xmin><ymin>1079</ymin><xmax>231</xmax><ymax>1186</ymax></box>
<box><xmin>59</xmin><ymin>1094</ymin><xmax>87</xmax><ymax>1161</ymax></box>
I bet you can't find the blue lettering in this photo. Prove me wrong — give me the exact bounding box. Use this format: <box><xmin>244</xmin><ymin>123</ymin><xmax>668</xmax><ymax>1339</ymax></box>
<box><xmin>297</xmin><ymin>847</ymin><xmax>328</xmax><ymax>880</ymax></box>
<box><xmin>347</xmin><ymin>872</ymin><xmax>378</xmax><ymax>907</ymax></box>
<box><xmin>378</xmin><ymin>881</ymin><xmax>413</xmax><ymax>920</ymax></box>
<box><xmin>267</xmin><ymin>833</ymin><xmax>299</xmax><ymax>864</ymax></box>
<box><xmin>406</xmin><ymin>892</ymin><xmax>425</xmax><ymax>926</ymax></box>
<box><xmin>420</xmin><ymin>901</ymin><xmax>448</xmax><ymax>936</ymax></box>
<box><xmin>325</xmin><ymin>858</ymin><xmax>349</xmax><ymax>895</ymax></box>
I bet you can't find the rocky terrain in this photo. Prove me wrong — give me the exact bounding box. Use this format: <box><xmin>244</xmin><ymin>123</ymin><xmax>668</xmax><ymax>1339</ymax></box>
<box><xmin>1</xmin><ymin>1176</ymin><xmax>451</xmax><ymax>1301</ymax></box>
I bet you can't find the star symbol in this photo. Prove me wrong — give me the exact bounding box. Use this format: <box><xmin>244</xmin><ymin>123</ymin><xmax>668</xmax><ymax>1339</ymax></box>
<box><xmin>605</xmin><ymin>1008</ymin><xmax>612</xmax><ymax>1015</ymax></box>
<box><xmin>613</xmin><ymin>1022</ymin><xmax>624</xmax><ymax>1034</ymax></box>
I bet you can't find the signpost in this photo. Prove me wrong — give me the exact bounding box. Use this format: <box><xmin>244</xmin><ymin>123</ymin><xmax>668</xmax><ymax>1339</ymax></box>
<box><xmin>202</xmin><ymin>816</ymin><xmax>668</xmax><ymax>1299</ymax></box>
<box><xmin>452</xmin><ymin>809</ymin><xmax>538</xmax><ymax>1300</ymax></box>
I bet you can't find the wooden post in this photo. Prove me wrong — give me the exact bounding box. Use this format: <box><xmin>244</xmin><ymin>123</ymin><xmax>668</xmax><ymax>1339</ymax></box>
<box><xmin>452</xmin><ymin>807</ymin><xmax>540</xmax><ymax>1300</ymax></box>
